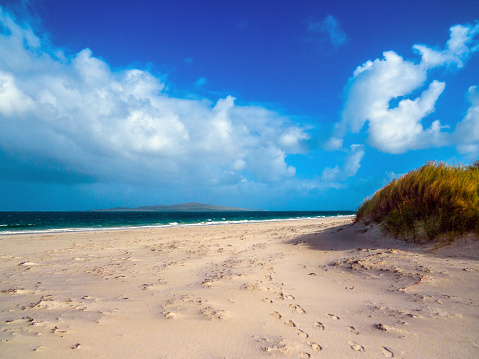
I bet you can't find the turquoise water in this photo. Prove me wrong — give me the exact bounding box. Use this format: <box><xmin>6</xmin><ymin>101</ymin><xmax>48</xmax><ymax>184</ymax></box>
<box><xmin>0</xmin><ymin>211</ymin><xmax>355</xmax><ymax>235</ymax></box>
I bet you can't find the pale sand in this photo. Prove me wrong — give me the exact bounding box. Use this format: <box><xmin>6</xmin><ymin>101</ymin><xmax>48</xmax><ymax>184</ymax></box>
<box><xmin>0</xmin><ymin>217</ymin><xmax>478</xmax><ymax>358</ymax></box>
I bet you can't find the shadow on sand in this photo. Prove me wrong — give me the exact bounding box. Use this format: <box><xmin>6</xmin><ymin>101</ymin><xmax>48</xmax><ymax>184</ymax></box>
<box><xmin>285</xmin><ymin>222</ymin><xmax>403</xmax><ymax>251</ymax></box>
<box><xmin>285</xmin><ymin>221</ymin><xmax>479</xmax><ymax>260</ymax></box>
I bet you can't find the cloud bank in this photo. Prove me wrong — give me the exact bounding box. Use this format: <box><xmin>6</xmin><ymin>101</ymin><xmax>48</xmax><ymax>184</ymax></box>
<box><xmin>0</xmin><ymin>8</ymin><xmax>310</xmax><ymax>187</ymax></box>
<box><xmin>329</xmin><ymin>22</ymin><xmax>479</xmax><ymax>154</ymax></box>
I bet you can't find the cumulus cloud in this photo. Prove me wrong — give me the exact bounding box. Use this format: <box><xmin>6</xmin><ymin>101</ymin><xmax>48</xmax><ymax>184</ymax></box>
<box><xmin>309</xmin><ymin>14</ymin><xmax>349</xmax><ymax>48</ymax></box>
<box><xmin>414</xmin><ymin>23</ymin><xmax>479</xmax><ymax>69</ymax></box>
<box><xmin>330</xmin><ymin>22</ymin><xmax>479</xmax><ymax>154</ymax></box>
<box><xmin>0</xmin><ymin>8</ymin><xmax>309</xmax><ymax>187</ymax></box>
<box><xmin>455</xmin><ymin>85</ymin><xmax>479</xmax><ymax>154</ymax></box>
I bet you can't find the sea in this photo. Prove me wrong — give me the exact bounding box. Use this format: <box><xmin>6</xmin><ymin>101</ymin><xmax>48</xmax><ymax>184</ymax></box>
<box><xmin>0</xmin><ymin>211</ymin><xmax>355</xmax><ymax>235</ymax></box>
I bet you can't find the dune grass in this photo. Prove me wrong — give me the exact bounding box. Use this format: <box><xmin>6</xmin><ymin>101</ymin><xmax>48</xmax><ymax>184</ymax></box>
<box><xmin>355</xmin><ymin>161</ymin><xmax>479</xmax><ymax>243</ymax></box>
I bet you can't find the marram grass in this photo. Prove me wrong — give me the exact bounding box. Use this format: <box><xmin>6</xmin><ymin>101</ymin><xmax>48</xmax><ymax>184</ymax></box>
<box><xmin>356</xmin><ymin>161</ymin><xmax>479</xmax><ymax>243</ymax></box>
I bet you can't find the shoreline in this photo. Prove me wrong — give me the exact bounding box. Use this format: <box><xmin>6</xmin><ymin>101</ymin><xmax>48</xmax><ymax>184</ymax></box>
<box><xmin>0</xmin><ymin>217</ymin><xmax>477</xmax><ymax>358</ymax></box>
<box><xmin>0</xmin><ymin>214</ymin><xmax>356</xmax><ymax>236</ymax></box>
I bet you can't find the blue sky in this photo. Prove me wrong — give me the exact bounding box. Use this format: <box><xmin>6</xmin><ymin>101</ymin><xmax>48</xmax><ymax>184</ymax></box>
<box><xmin>0</xmin><ymin>0</ymin><xmax>478</xmax><ymax>211</ymax></box>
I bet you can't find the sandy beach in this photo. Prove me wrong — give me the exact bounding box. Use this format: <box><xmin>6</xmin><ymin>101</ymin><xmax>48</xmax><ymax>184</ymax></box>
<box><xmin>0</xmin><ymin>217</ymin><xmax>478</xmax><ymax>358</ymax></box>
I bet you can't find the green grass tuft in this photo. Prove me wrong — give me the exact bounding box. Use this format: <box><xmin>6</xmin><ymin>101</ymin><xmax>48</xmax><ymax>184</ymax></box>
<box><xmin>355</xmin><ymin>161</ymin><xmax>479</xmax><ymax>243</ymax></box>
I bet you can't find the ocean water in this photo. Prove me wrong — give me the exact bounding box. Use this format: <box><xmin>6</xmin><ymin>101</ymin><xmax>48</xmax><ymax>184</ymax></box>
<box><xmin>0</xmin><ymin>211</ymin><xmax>355</xmax><ymax>235</ymax></box>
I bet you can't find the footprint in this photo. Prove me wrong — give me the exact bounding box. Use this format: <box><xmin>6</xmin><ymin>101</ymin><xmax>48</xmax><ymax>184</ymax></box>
<box><xmin>288</xmin><ymin>304</ymin><xmax>306</xmax><ymax>314</ymax></box>
<box><xmin>314</xmin><ymin>322</ymin><xmax>325</xmax><ymax>330</ymax></box>
<box><xmin>296</xmin><ymin>306</ymin><xmax>306</xmax><ymax>314</ymax></box>
<box><xmin>328</xmin><ymin>314</ymin><xmax>340</xmax><ymax>320</ymax></box>
<box><xmin>348</xmin><ymin>341</ymin><xmax>364</xmax><ymax>352</ymax></box>
<box><xmin>286</xmin><ymin>294</ymin><xmax>295</xmax><ymax>300</ymax></box>
<box><xmin>164</xmin><ymin>312</ymin><xmax>179</xmax><ymax>319</ymax></box>
<box><xmin>284</xmin><ymin>320</ymin><xmax>296</xmax><ymax>327</ymax></box>
<box><xmin>33</xmin><ymin>345</ymin><xmax>47</xmax><ymax>352</ymax></box>
<box><xmin>296</xmin><ymin>329</ymin><xmax>309</xmax><ymax>339</ymax></box>
<box><xmin>271</xmin><ymin>311</ymin><xmax>282</xmax><ymax>319</ymax></box>
<box><xmin>200</xmin><ymin>306</ymin><xmax>227</xmax><ymax>320</ymax></box>
<box><xmin>300</xmin><ymin>352</ymin><xmax>311</xmax><ymax>358</ymax></box>
<box><xmin>263</xmin><ymin>298</ymin><xmax>273</xmax><ymax>303</ymax></box>
<box><xmin>379</xmin><ymin>346</ymin><xmax>394</xmax><ymax>357</ymax></box>
<box><xmin>308</xmin><ymin>341</ymin><xmax>322</xmax><ymax>351</ymax></box>
<box><xmin>348</xmin><ymin>325</ymin><xmax>359</xmax><ymax>334</ymax></box>
<box><xmin>51</xmin><ymin>326</ymin><xmax>67</xmax><ymax>334</ymax></box>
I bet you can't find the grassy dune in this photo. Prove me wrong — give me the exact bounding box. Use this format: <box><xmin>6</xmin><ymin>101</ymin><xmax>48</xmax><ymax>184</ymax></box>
<box><xmin>356</xmin><ymin>161</ymin><xmax>479</xmax><ymax>243</ymax></box>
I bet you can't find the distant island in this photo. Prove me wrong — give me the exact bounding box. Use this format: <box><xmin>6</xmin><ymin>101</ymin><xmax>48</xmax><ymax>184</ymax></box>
<box><xmin>94</xmin><ymin>202</ymin><xmax>263</xmax><ymax>212</ymax></box>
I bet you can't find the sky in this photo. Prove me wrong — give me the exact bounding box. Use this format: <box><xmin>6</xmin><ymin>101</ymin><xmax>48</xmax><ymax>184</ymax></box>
<box><xmin>0</xmin><ymin>0</ymin><xmax>478</xmax><ymax>211</ymax></box>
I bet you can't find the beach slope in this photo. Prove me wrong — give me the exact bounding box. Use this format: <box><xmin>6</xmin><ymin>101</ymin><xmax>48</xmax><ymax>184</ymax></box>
<box><xmin>0</xmin><ymin>218</ymin><xmax>478</xmax><ymax>358</ymax></box>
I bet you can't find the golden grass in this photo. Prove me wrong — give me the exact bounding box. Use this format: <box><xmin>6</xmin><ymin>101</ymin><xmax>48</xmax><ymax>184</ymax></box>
<box><xmin>356</xmin><ymin>161</ymin><xmax>479</xmax><ymax>242</ymax></box>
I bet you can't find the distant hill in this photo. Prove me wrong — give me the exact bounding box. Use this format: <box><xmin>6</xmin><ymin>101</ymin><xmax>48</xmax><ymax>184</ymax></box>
<box><xmin>94</xmin><ymin>202</ymin><xmax>262</xmax><ymax>212</ymax></box>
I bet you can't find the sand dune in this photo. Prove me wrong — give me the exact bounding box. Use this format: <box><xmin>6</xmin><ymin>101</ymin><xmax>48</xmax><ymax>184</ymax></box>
<box><xmin>0</xmin><ymin>218</ymin><xmax>478</xmax><ymax>358</ymax></box>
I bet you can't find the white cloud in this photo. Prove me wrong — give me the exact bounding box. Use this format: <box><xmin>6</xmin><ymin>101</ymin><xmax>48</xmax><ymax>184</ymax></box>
<box><xmin>455</xmin><ymin>85</ymin><xmax>479</xmax><ymax>154</ymax></box>
<box><xmin>330</xmin><ymin>22</ymin><xmax>479</xmax><ymax>154</ymax></box>
<box><xmin>246</xmin><ymin>146</ymin><xmax>296</xmax><ymax>183</ymax></box>
<box><xmin>367</xmin><ymin>80</ymin><xmax>446</xmax><ymax>154</ymax></box>
<box><xmin>309</xmin><ymin>14</ymin><xmax>348</xmax><ymax>48</ymax></box>
<box><xmin>321</xmin><ymin>144</ymin><xmax>364</xmax><ymax>182</ymax></box>
<box><xmin>414</xmin><ymin>23</ymin><xmax>479</xmax><ymax>69</ymax></box>
<box><xmin>0</xmin><ymin>71</ymin><xmax>34</xmax><ymax>115</ymax></box>
<box><xmin>0</xmin><ymin>9</ymin><xmax>310</xmax><ymax>187</ymax></box>
<box><xmin>344</xmin><ymin>144</ymin><xmax>365</xmax><ymax>176</ymax></box>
